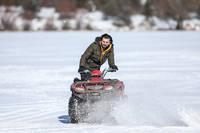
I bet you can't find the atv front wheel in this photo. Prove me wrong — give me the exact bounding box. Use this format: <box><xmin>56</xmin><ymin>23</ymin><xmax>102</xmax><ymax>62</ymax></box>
<box><xmin>68</xmin><ymin>95</ymin><xmax>86</xmax><ymax>123</ymax></box>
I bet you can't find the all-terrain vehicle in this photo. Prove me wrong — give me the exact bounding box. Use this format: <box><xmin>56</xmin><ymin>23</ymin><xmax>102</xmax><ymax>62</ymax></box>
<box><xmin>68</xmin><ymin>68</ymin><xmax>125</xmax><ymax>123</ymax></box>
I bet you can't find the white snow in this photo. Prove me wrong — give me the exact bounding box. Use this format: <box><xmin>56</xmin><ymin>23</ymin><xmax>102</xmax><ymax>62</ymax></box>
<box><xmin>0</xmin><ymin>6</ymin><xmax>6</xmax><ymax>12</ymax></box>
<box><xmin>0</xmin><ymin>31</ymin><xmax>200</xmax><ymax>132</ymax></box>
<box><xmin>89</xmin><ymin>20</ymin><xmax>117</xmax><ymax>31</ymax></box>
<box><xmin>13</xmin><ymin>17</ymin><xmax>25</xmax><ymax>31</ymax></box>
<box><xmin>37</xmin><ymin>7</ymin><xmax>60</xmax><ymax>19</ymax></box>
<box><xmin>84</xmin><ymin>11</ymin><xmax>104</xmax><ymax>21</ymax></box>
<box><xmin>76</xmin><ymin>11</ymin><xmax>126</xmax><ymax>31</ymax></box>
<box><xmin>140</xmin><ymin>0</ymin><xmax>148</xmax><ymax>6</ymax></box>
<box><xmin>151</xmin><ymin>17</ymin><xmax>177</xmax><ymax>30</ymax></box>
<box><xmin>31</xmin><ymin>18</ymin><xmax>47</xmax><ymax>31</ymax></box>
<box><xmin>182</xmin><ymin>19</ymin><xmax>200</xmax><ymax>31</ymax></box>
<box><xmin>130</xmin><ymin>14</ymin><xmax>146</xmax><ymax>28</ymax></box>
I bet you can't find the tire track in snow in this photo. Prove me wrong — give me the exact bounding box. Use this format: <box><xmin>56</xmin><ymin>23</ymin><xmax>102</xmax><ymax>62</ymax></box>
<box><xmin>0</xmin><ymin>107</ymin><xmax>62</xmax><ymax>123</ymax></box>
<box><xmin>0</xmin><ymin>108</ymin><xmax>35</xmax><ymax>119</ymax></box>
<box><xmin>0</xmin><ymin>101</ymin><xmax>64</xmax><ymax>123</ymax></box>
<box><xmin>0</xmin><ymin>100</ymin><xmax>62</xmax><ymax>108</ymax></box>
<box><xmin>11</xmin><ymin>110</ymin><xmax>61</xmax><ymax>123</ymax></box>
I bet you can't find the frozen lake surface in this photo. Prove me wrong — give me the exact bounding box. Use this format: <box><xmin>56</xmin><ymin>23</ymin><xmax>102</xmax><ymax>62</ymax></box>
<box><xmin>0</xmin><ymin>31</ymin><xmax>200</xmax><ymax>132</ymax></box>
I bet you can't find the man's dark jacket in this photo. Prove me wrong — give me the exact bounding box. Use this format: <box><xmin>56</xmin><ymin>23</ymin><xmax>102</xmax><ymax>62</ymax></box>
<box><xmin>79</xmin><ymin>42</ymin><xmax>115</xmax><ymax>71</ymax></box>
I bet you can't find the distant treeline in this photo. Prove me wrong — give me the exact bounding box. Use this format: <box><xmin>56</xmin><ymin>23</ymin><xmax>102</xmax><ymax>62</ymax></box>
<box><xmin>1</xmin><ymin>0</ymin><xmax>200</xmax><ymax>20</ymax></box>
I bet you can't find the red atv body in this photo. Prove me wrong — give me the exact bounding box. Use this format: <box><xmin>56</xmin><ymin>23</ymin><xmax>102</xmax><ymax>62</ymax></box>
<box><xmin>68</xmin><ymin>69</ymin><xmax>125</xmax><ymax>123</ymax></box>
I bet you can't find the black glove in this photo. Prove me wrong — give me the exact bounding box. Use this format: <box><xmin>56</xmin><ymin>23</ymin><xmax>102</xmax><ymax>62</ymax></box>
<box><xmin>111</xmin><ymin>65</ymin><xmax>118</xmax><ymax>70</ymax></box>
<box><xmin>80</xmin><ymin>71</ymin><xmax>91</xmax><ymax>80</ymax></box>
<box><xmin>78</xmin><ymin>66</ymin><xmax>86</xmax><ymax>72</ymax></box>
<box><xmin>110</xmin><ymin>65</ymin><xmax>118</xmax><ymax>71</ymax></box>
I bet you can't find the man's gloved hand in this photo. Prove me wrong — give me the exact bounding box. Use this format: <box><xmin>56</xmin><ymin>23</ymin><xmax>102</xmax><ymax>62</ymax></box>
<box><xmin>79</xmin><ymin>69</ymin><xmax>91</xmax><ymax>80</ymax></box>
<box><xmin>78</xmin><ymin>66</ymin><xmax>87</xmax><ymax>72</ymax></box>
<box><xmin>82</xmin><ymin>69</ymin><xmax>90</xmax><ymax>73</ymax></box>
<box><xmin>111</xmin><ymin>65</ymin><xmax>118</xmax><ymax>70</ymax></box>
<box><xmin>109</xmin><ymin>65</ymin><xmax>118</xmax><ymax>72</ymax></box>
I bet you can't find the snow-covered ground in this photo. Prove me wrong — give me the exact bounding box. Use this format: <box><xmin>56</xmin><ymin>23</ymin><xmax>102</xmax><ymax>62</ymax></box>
<box><xmin>0</xmin><ymin>31</ymin><xmax>200</xmax><ymax>132</ymax></box>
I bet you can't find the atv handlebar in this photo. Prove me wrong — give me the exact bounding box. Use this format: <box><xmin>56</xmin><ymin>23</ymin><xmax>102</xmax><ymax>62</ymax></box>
<box><xmin>102</xmin><ymin>68</ymin><xmax>117</xmax><ymax>78</ymax></box>
<box><xmin>107</xmin><ymin>68</ymin><xmax>117</xmax><ymax>72</ymax></box>
<box><xmin>79</xmin><ymin>69</ymin><xmax>90</xmax><ymax>74</ymax></box>
<box><xmin>79</xmin><ymin>68</ymin><xmax>117</xmax><ymax>79</ymax></box>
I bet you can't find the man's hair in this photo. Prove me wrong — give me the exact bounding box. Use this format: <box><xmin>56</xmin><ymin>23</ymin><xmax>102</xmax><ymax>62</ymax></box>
<box><xmin>101</xmin><ymin>33</ymin><xmax>113</xmax><ymax>43</ymax></box>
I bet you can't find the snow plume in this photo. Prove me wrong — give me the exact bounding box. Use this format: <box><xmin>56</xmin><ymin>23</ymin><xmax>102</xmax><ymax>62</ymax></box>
<box><xmin>84</xmin><ymin>100</ymin><xmax>117</xmax><ymax>124</ymax></box>
<box><xmin>110</xmin><ymin>95</ymin><xmax>188</xmax><ymax>127</ymax></box>
<box><xmin>111</xmin><ymin>99</ymin><xmax>137</xmax><ymax>125</ymax></box>
<box><xmin>179</xmin><ymin>109</ymin><xmax>200</xmax><ymax>128</ymax></box>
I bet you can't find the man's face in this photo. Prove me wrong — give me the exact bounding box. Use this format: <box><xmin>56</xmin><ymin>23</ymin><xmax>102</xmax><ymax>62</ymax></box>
<box><xmin>101</xmin><ymin>37</ymin><xmax>111</xmax><ymax>48</ymax></box>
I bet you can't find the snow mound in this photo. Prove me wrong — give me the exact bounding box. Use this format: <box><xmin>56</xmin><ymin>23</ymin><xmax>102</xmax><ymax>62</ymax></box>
<box><xmin>179</xmin><ymin>109</ymin><xmax>200</xmax><ymax>128</ymax></box>
<box><xmin>37</xmin><ymin>7</ymin><xmax>60</xmax><ymax>19</ymax></box>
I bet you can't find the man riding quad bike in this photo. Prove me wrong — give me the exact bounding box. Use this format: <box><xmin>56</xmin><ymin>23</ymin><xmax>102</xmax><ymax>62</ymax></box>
<box><xmin>68</xmin><ymin>68</ymin><xmax>126</xmax><ymax>123</ymax></box>
<box><xmin>68</xmin><ymin>34</ymin><xmax>125</xmax><ymax>123</ymax></box>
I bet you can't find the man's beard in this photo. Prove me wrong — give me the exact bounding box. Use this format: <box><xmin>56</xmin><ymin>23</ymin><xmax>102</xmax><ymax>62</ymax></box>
<box><xmin>102</xmin><ymin>43</ymin><xmax>109</xmax><ymax>48</ymax></box>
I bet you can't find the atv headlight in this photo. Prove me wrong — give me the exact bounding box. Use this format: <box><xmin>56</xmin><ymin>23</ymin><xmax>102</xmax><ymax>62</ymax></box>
<box><xmin>74</xmin><ymin>87</ymin><xmax>85</xmax><ymax>93</ymax></box>
<box><xmin>104</xmin><ymin>85</ymin><xmax>113</xmax><ymax>91</ymax></box>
